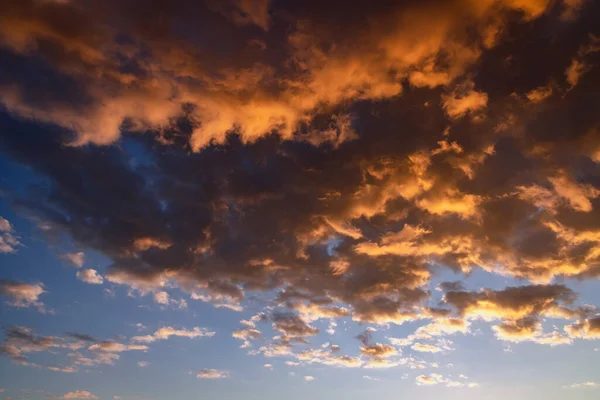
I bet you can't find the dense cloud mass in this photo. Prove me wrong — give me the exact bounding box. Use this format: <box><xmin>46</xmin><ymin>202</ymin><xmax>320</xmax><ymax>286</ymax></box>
<box><xmin>1</xmin><ymin>0</ymin><xmax>600</xmax><ymax>386</ymax></box>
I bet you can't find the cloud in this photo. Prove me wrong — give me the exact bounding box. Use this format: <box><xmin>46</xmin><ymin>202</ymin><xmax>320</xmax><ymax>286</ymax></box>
<box><xmin>525</xmin><ymin>85</ymin><xmax>553</xmax><ymax>103</ymax></box>
<box><xmin>444</xmin><ymin>284</ymin><xmax>576</xmax><ymax>321</ymax></box>
<box><xmin>137</xmin><ymin>361</ymin><xmax>150</xmax><ymax>367</ymax></box>
<box><xmin>0</xmin><ymin>326</ymin><xmax>62</xmax><ymax>360</ymax></box>
<box><xmin>415</xmin><ymin>318</ymin><xmax>471</xmax><ymax>337</ymax></box>
<box><xmin>0</xmin><ymin>0</ymin><xmax>600</xmax><ymax>379</ymax></box>
<box><xmin>411</xmin><ymin>343</ymin><xmax>443</xmax><ymax>353</ymax></box>
<box><xmin>58</xmin><ymin>391</ymin><xmax>98</xmax><ymax>399</ymax></box>
<box><xmin>304</xmin><ymin>376</ymin><xmax>315</xmax><ymax>382</ymax></box>
<box><xmin>360</xmin><ymin>344</ymin><xmax>397</xmax><ymax>358</ymax></box>
<box><xmin>416</xmin><ymin>373</ymin><xmax>479</xmax><ymax>387</ymax></box>
<box><xmin>132</xmin><ymin>326</ymin><xmax>215</xmax><ymax>343</ymax></box>
<box><xmin>0</xmin><ymin>0</ymin><xmax>563</xmax><ymax>150</ymax></box>
<box><xmin>0</xmin><ymin>216</ymin><xmax>21</xmax><ymax>253</ymax></box>
<box><xmin>76</xmin><ymin>269</ymin><xmax>104</xmax><ymax>285</ymax></box>
<box><xmin>271</xmin><ymin>312</ymin><xmax>319</xmax><ymax>338</ymax></box>
<box><xmin>196</xmin><ymin>369</ymin><xmax>230</xmax><ymax>379</ymax></box>
<box><xmin>88</xmin><ymin>341</ymin><xmax>148</xmax><ymax>352</ymax></box>
<box><xmin>66</xmin><ymin>333</ymin><xmax>96</xmax><ymax>342</ymax></box>
<box><xmin>206</xmin><ymin>0</ymin><xmax>272</xmax><ymax>30</ymax></box>
<box><xmin>441</xmin><ymin>81</ymin><xmax>488</xmax><ymax>119</ymax></box>
<box><xmin>153</xmin><ymin>291</ymin><xmax>170</xmax><ymax>305</ymax></box>
<box><xmin>294</xmin><ymin>349</ymin><xmax>362</xmax><ymax>368</ymax></box>
<box><xmin>565</xmin><ymin>318</ymin><xmax>600</xmax><ymax>339</ymax></box>
<box><xmin>565</xmin><ymin>34</ymin><xmax>600</xmax><ymax>88</ymax></box>
<box><xmin>416</xmin><ymin>375</ymin><xmax>439</xmax><ymax>385</ymax></box>
<box><xmin>61</xmin><ymin>252</ymin><xmax>85</xmax><ymax>267</ymax></box>
<box><xmin>564</xmin><ymin>381</ymin><xmax>599</xmax><ymax>389</ymax></box>
<box><xmin>0</xmin><ymin>280</ymin><xmax>46</xmax><ymax>311</ymax></box>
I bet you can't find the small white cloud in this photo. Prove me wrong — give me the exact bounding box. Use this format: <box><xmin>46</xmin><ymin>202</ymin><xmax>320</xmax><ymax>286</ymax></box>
<box><xmin>196</xmin><ymin>369</ymin><xmax>229</xmax><ymax>379</ymax></box>
<box><xmin>304</xmin><ymin>376</ymin><xmax>315</xmax><ymax>382</ymax></box>
<box><xmin>137</xmin><ymin>361</ymin><xmax>150</xmax><ymax>367</ymax></box>
<box><xmin>153</xmin><ymin>291</ymin><xmax>170</xmax><ymax>305</ymax></box>
<box><xmin>76</xmin><ymin>269</ymin><xmax>104</xmax><ymax>285</ymax></box>
<box><xmin>59</xmin><ymin>390</ymin><xmax>98</xmax><ymax>399</ymax></box>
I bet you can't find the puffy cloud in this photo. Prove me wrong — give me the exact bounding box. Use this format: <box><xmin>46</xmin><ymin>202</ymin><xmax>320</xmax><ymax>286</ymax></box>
<box><xmin>444</xmin><ymin>284</ymin><xmax>576</xmax><ymax>321</ymax></box>
<box><xmin>271</xmin><ymin>312</ymin><xmax>319</xmax><ymax>338</ymax></box>
<box><xmin>548</xmin><ymin>172</ymin><xmax>599</xmax><ymax>212</ymax></box>
<box><xmin>0</xmin><ymin>280</ymin><xmax>46</xmax><ymax>312</ymax></box>
<box><xmin>441</xmin><ymin>82</ymin><xmax>488</xmax><ymax>120</ymax></box>
<box><xmin>76</xmin><ymin>269</ymin><xmax>103</xmax><ymax>285</ymax></box>
<box><xmin>1</xmin><ymin>0</ymin><xmax>600</xmax><ymax>379</ymax></box>
<box><xmin>0</xmin><ymin>216</ymin><xmax>21</xmax><ymax>253</ymax></box>
<box><xmin>0</xmin><ymin>0</ymin><xmax>565</xmax><ymax>151</ymax></box>
<box><xmin>565</xmin><ymin>318</ymin><xmax>600</xmax><ymax>339</ymax></box>
<box><xmin>153</xmin><ymin>291</ymin><xmax>170</xmax><ymax>305</ymax></box>
<box><xmin>416</xmin><ymin>318</ymin><xmax>471</xmax><ymax>337</ymax></box>
<box><xmin>493</xmin><ymin>316</ymin><xmax>542</xmax><ymax>341</ymax></box>
<box><xmin>197</xmin><ymin>369</ymin><xmax>230</xmax><ymax>379</ymax></box>
<box><xmin>304</xmin><ymin>376</ymin><xmax>315</xmax><ymax>382</ymax></box>
<box><xmin>361</xmin><ymin>344</ymin><xmax>397</xmax><ymax>358</ymax></box>
<box><xmin>491</xmin><ymin>319</ymin><xmax>575</xmax><ymax>346</ymax></box>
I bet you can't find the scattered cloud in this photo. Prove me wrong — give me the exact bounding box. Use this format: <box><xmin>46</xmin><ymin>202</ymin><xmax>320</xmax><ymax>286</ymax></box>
<box><xmin>196</xmin><ymin>369</ymin><xmax>230</xmax><ymax>379</ymax></box>
<box><xmin>132</xmin><ymin>326</ymin><xmax>215</xmax><ymax>343</ymax></box>
<box><xmin>564</xmin><ymin>382</ymin><xmax>599</xmax><ymax>389</ymax></box>
<box><xmin>88</xmin><ymin>341</ymin><xmax>148</xmax><ymax>353</ymax></box>
<box><xmin>0</xmin><ymin>280</ymin><xmax>46</xmax><ymax>312</ymax></box>
<box><xmin>58</xmin><ymin>390</ymin><xmax>98</xmax><ymax>399</ymax></box>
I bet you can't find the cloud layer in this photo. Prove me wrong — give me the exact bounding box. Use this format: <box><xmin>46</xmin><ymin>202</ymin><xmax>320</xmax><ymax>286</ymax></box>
<box><xmin>0</xmin><ymin>0</ymin><xmax>599</xmax><ymax>392</ymax></box>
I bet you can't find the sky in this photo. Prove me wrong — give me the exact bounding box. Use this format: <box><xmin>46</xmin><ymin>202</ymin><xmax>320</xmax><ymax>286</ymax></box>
<box><xmin>0</xmin><ymin>0</ymin><xmax>600</xmax><ymax>399</ymax></box>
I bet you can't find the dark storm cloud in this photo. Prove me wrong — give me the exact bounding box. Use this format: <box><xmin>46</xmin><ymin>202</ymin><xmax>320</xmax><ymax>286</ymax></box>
<box><xmin>0</xmin><ymin>0</ymin><xmax>600</xmax><ymax>358</ymax></box>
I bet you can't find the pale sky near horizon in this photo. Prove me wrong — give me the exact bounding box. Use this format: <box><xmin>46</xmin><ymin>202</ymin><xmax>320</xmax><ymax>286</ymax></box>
<box><xmin>1</xmin><ymin>0</ymin><xmax>600</xmax><ymax>399</ymax></box>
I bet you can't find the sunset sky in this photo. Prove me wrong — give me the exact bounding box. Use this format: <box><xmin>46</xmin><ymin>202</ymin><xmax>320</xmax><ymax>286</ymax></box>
<box><xmin>1</xmin><ymin>0</ymin><xmax>600</xmax><ymax>399</ymax></box>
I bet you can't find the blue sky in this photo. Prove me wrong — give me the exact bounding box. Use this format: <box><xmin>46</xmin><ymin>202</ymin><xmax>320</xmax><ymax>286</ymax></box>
<box><xmin>2</xmin><ymin>0</ymin><xmax>600</xmax><ymax>399</ymax></box>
